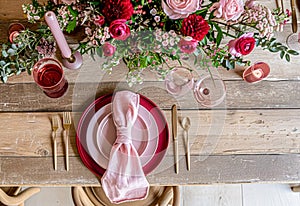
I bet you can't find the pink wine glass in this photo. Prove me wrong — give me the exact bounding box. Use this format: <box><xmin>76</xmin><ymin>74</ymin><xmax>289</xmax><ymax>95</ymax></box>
<box><xmin>32</xmin><ymin>58</ymin><xmax>68</xmax><ymax>98</ymax></box>
<box><xmin>193</xmin><ymin>75</ymin><xmax>226</xmax><ymax>107</ymax></box>
<box><xmin>165</xmin><ymin>66</ymin><xmax>194</xmax><ymax>97</ymax></box>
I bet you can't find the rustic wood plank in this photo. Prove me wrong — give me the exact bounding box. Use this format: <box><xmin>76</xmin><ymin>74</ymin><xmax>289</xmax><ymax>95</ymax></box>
<box><xmin>1</xmin><ymin>80</ymin><xmax>300</xmax><ymax>111</ymax></box>
<box><xmin>1</xmin><ymin>154</ymin><xmax>300</xmax><ymax>186</ymax></box>
<box><xmin>0</xmin><ymin>109</ymin><xmax>300</xmax><ymax>158</ymax></box>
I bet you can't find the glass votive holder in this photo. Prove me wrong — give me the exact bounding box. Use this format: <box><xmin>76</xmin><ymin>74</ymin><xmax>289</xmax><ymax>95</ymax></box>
<box><xmin>32</xmin><ymin>58</ymin><xmax>68</xmax><ymax>98</ymax></box>
<box><xmin>193</xmin><ymin>75</ymin><xmax>226</xmax><ymax>107</ymax></box>
<box><xmin>8</xmin><ymin>23</ymin><xmax>25</xmax><ymax>43</ymax></box>
<box><xmin>243</xmin><ymin>62</ymin><xmax>270</xmax><ymax>83</ymax></box>
<box><xmin>165</xmin><ymin>66</ymin><xmax>194</xmax><ymax>97</ymax></box>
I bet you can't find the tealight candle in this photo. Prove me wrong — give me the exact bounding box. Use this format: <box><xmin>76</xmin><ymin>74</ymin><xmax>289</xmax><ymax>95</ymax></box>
<box><xmin>243</xmin><ymin>62</ymin><xmax>270</xmax><ymax>83</ymax></box>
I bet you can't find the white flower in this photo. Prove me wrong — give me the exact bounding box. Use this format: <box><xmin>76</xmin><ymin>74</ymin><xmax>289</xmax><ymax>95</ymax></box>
<box><xmin>162</xmin><ymin>40</ymin><xmax>169</xmax><ymax>47</ymax></box>
<box><xmin>162</xmin><ymin>32</ymin><xmax>169</xmax><ymax>39</ymax></box>
<box><xmin>154</xmin><ymin>16</ymin><xmax>160</xmax><ymax>22</ymax></box>
<box><xmin>156</xmin><ymin>36</ymin><xmax>162</xmax><ymax>42</ymax></box>
<box><xmin>150</xmin><ymin>8</ymin><xmax>157</xmax><ymax>16</ymax></box>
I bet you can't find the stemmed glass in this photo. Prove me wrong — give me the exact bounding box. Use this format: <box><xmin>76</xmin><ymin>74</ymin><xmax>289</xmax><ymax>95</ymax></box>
<box><xmin>164</xmin><ymin>66</ymin><xmax>194</xmax><ymax>97</ymax></box>
<box><xmin>193</xmin><ymin>75</ymin><xmax>226</xmax><ymax>107</ymax></box>
<box><xmin>243</xmin><ymin>62</ymin><xmax>270</xmax><ymax>83</ymax></box>
<box><xmin>165</xmin><ymin>66</ymin><xmax>226</xmax><ymax>107</ymax></box>
<box><xmin>286</xmin><ymin>32</ymin><xmax>300</xmax><ymax>51</ymax></box>
<box><xmin>32</xmin><ymin>58</ymin><xmax>68</xmax><ymax>98</ymax></box>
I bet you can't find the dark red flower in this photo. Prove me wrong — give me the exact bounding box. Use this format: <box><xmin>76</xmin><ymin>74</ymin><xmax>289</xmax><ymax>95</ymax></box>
<box><xmin>102</xmin><ymin>0</ymin><xmax>133</xmax><ymax>23</ymax></box>
<box><xmin>181</xmin><ymin>14</ymin><xmax>210</xmax><ymax>41</ymax></box>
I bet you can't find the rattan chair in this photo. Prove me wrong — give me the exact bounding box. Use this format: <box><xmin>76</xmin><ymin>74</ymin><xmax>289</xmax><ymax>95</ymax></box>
<box><xmin>72</xmin><ymin>186</ymin><xmax>180</xmax><ymax>206</ymax></box>
<box><xmin>0</xmin><ymin>187</ymin><xmax>40</xmax><ymax>206</ymax></box>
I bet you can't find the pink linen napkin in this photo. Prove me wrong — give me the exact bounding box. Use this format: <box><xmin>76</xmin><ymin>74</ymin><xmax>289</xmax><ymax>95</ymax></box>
<box><xmin>101</xmin><ymin>91</ymin><xmax>149</xmax><ymax>204</ymax></box>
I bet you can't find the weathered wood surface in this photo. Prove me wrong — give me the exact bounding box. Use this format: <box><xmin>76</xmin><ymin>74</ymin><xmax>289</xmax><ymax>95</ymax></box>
<box><xmin>1</xmin><ymin>80</ymin><xmax>300</xmax><ymax>111</ymax></box>
<box><xmin>1</xmin><ymin>110</ymin><xmax>300</xmax><ymax>158</ymax></box>
<box><xmin>0</xmin><ymin>0</ymin><xmax>300</xmax><ymax>186</ymax></box>
<box><xmin>1</xmin><ymin>155</ymin><xmax>300</xmax><ymax>186</ymax></box>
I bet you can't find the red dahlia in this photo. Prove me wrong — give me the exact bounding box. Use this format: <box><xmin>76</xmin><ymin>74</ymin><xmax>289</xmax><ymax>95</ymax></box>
<box><xmin>102</xmin><ymin>0</ymin><xmax>133</xmax><ymax>23</ymax></box>
<box><xmin>181</xmin><ymin>14</ymin><xmax>210</xmax><ymax>41</ymax></box>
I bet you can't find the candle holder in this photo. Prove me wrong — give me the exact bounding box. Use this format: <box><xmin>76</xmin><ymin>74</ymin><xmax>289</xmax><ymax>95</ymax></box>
<box><xmin>243</xmin><ymin>62</ymin><xmax>270</xmax><ymax>83</ymax></box>
<box><xmin>8</xmin><ymin>23</ymin><xmax>25</xmax><ymax>43</ymax></box>
<box><xmin>32</xmin><ymin>58</ymin><xmax>68</xmax><ymax>98</ymax></box>
<box><xmin>45</xmin><ymin>11</ymin><xmax>83</xmax><ymax>70</ymax></box>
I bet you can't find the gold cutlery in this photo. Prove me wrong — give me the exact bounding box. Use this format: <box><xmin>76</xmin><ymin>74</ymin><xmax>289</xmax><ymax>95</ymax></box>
<box><xmin>63</xmin><ymin>112</ymin><xmax>72</xmax><ymax>171</ymax></box>
<box><xmin>171</xmin><ymin>104</ymin><xmax>179</xmax><ymax>174</ymax></box>
<box><xmin>181</xmin><ymin>117</ymin><xmax>191</xmax><ymax>171</ymax></box>
<box><xmin>291</xmin><ymin>0</ymin><xmax>298</xmax><ymax>33</ymax></box>
<box><xmin>51</xmin><ymin>115</ymin><xmax>59</xmax><ymax>170</ymax></box>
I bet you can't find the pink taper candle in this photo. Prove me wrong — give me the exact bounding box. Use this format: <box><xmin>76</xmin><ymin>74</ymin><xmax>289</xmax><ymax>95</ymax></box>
<box><xmin>45</xmin><ymin>11</ymin><xmax>72</xmax><ymax>59</ymax></box>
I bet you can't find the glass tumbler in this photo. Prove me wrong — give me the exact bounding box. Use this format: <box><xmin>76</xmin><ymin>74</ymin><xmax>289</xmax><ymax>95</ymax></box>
<box><xmin>32</xmin><ymin>58</ymin><xmax>68</xmax><ymax>98</ymax></box>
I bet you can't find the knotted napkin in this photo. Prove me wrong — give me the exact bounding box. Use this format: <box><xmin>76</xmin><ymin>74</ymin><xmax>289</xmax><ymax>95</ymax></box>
<box><xmin>101</xmin><ymin>91</ymin><xmax>149</xmax><ymax>204</ymax></box>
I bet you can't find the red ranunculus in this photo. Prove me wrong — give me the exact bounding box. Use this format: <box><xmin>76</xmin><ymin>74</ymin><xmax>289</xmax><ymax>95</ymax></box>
<box><xmin>102</xmin><ymin>42</ymin><xmax>116</xmax><ymax>56</ymax></box>
<box><xmin>228</xmin><ymin>33</ymin><xmax>256</xmax><ymax>57</ymax></box>
<box><xmin>109</xmin><ymin>19</ymin><xmax>130</xmax><ymax>41</ymax></box>
<box><xmin>102</xmin><ymin>0</ymin><xmax>133</xmax><ymax>23</ymax></box>
<box><xmin>180</xmin><ymin>14</ymin><xmax>210</xmax><ymax>41</ymax></box>
<box><xmin>178</xmin><ymin>38</ymin><xmax>198</xmax><ymax>54</ymax></box>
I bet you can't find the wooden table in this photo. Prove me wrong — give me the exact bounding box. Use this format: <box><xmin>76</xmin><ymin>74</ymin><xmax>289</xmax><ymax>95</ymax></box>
<box><xmin>1</xmin><ymin>0</ymin><xmax>300</xmax><ymax>187</ymax></box>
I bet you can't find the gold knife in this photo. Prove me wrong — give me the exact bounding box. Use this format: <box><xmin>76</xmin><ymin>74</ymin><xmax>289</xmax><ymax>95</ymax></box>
<box><xmin>172</xmin><ymin>104</ymin><xmax>179</xmax><ymax>174</ymax></box>
<box><xmin>291</xmin><ymin>0</ymin><xmax>298</xmax><ymax>33</ymax></box>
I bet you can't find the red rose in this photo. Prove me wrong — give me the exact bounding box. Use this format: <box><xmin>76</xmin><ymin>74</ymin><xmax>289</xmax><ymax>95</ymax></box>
<box><xmin>178</xmin><ymin>38</ymin><xmax>198</xmax><ymax>54</ymax></box>
<box><xmin>228</xmin><ymin>33</ymin><xmax>256</xmax><ymax>57</ymax></box>
<box><xmin>109</xmin><ymin>19</ymin><xmax>130</xmax><ymax>41</ymax></box>
<box><xmin>102</xmin><ymin>42</ymin><xmax>116</xmax><ymax>56</ymax></box>
<box><xmin>102</xmin><ymin>0</ymin><xmax>133</xmax><ymax>23</ymax></box>
<box><xmin>181</xmin><ymin>14</ymin><xmax>210</xmax><ymax>41</ymax></box>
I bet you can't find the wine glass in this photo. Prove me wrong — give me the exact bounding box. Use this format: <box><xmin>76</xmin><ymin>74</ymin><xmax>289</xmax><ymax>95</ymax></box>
<box><xmin>165</xmin><ymin>66</ymin><xmax>194</xmax><ymax>97</ymax></box>
<box><xmin>286</xmin><ymin>32</ymin><xmax>300</xmax><ymax>51</ymax></box>
<box><xmin>193</xmin><ymin>75</ymin><xmax>226</xmax><ymax>107</ymax></box>
<box><xmin>32</xmin><ymin>58</ymin><xmax>68</xmax><ymax>98</ymax></box>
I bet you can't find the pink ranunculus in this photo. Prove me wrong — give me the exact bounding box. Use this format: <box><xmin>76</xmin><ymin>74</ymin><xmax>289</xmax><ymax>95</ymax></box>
<box><xmin>51</xmin><ymin>0</ymin><xmax>76</xmax><ymax>5</ymax></box>
<box><xmin>178</xmin><ymin>38</ymin><xmax>198</xmax><ymax>54</ymax></box>
<box><xmin>161</xmin><ymin>0</ymin><xmax>201</xmax><ymax>19</ymax></box>
<box><xmin>102</xmin><ymin>42</ymin><xmax>116</xmax><ymax>56</ymax></box>
<box><xmin>209</xmin><ymin>0</ymin><xmax>244</xmax><ymax>21</ymax></box>
<box><xmin>109</xmin><ymin>19</ymin><xmax>131</xmax><ymax>41</ymax></box>
<box><xmin>228</xmin><ymin>33</ymin><xmax>256</xmax><ymax>57</ymax></box>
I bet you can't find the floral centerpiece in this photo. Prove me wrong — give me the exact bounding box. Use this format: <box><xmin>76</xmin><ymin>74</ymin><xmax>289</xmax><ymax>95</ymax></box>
<box><xmin>0</xmin><ymin>0</ymin><xmax>298</xmax><ymax>84</ymax></box>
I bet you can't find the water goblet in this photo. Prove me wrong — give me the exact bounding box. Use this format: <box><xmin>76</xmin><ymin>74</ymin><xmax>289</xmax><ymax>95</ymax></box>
<box><xmin>165</xmin><ymin>66</ymin><xmax>194</xmax><ymax>97</ymax></box>
<box><xmin>193</xmin><ymin>75</ymin><xmax>226</xmax><ymax>107</ymax></box>
<box><xmin>32</xmin><ymin>58</ymin><xmax>68</xmax><ymax>98</ymax></box>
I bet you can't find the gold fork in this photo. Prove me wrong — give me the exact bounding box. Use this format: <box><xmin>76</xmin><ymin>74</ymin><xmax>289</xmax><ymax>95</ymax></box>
<box><xmin>63</xmin><ymin>112</ymin><xmax>72</xmax><ymax>171</ymax></box>
<box><xmin>51</xmin><ymin>115</ymin><xmax>59</xmax><ymax>170</ymax></box>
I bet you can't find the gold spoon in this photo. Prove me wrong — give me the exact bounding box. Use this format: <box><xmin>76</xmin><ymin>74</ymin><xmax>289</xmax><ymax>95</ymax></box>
<box><xmin>181</xmin><ymin>117</ymin><xmax>191</xmax><ymax>170</ymax></box>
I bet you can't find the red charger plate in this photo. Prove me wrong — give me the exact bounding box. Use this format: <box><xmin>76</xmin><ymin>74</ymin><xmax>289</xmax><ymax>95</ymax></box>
<box><xmin>76</xmin><ymin>93</ymin><xmax>169</xmax><ymax>176</ymax></box>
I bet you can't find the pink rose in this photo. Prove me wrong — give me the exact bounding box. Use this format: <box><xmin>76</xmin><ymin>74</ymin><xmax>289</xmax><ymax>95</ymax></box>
<box><xmin>51</xmin><ymin>0</ymin><xmax>76</xmax><ymax>5</ymax></box>
<box><xmin>228</xmin><ymin>33</ymin><xmax>256</xmax><ymax>57</ymax></box>
<box><xmin>102</xmin><ymin>42</ymin><xmax>116</xmax><ymax>56</ymax></box>
<box><xmin>209</xmin><ymin>0</ymin><xmax>244</xmax><ymax>21</ymax></box>
<box><xmin>162</xmin><ymin>0</ymin><xmax>201</xmax><ymax>19</ymax></box>
<box><xmin>178</xmin><ymin>38</ymin><xmax>198</xmax><ymax>54</ymax></box>
<box><xmin>109</xmin><ymin>19</ymin><xmax>130</xmax><ymax>41</ymax></box>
